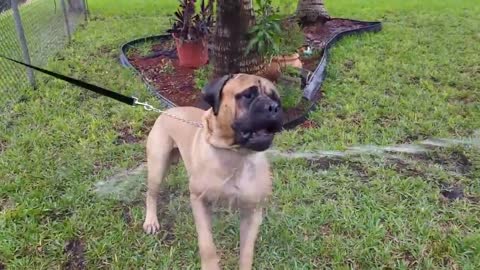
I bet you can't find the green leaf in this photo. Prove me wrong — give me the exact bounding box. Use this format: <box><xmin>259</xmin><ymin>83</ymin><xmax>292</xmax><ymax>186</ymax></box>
<box><xmin>272</xmin><ymin>22</ymin><xmax>282</xmax><ymax>33</ymax></box>
<box><xmin>259</xmin><ymin>39</ymin><xmax>265</xmax><ymax>53</ymax></box>
<box><xmin>270</xmin><ymin>14</ymin><xmax>282</xmax><ymax>21</ymax></box>
<box><xmin>245</xmin><ymin>38</ymin><xmax>257</xmax><ymax>55</ymax></box>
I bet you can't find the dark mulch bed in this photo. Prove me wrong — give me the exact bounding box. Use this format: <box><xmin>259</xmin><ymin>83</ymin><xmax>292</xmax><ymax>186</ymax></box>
<box><xmin>128</xmin><ymin>39</ymin><xmax>209</xmax><ymax>108</ymax></box>
<box><xmin>126</xmin><ymin>19</ymin><xmax>369</xmax><ymax>124</ymax></box>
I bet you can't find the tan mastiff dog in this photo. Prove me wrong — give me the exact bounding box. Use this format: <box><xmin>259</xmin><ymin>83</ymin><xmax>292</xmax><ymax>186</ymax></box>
<box><xmin>143</xmin><ymin>73</ymin><xmax>283</xmax><ymax>269</ymax></box>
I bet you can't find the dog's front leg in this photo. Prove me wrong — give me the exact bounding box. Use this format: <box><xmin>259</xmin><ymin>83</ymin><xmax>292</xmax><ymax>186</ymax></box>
<box><xmin>190</xmin><ymin>193</ymin><xmax>221</xmax><ymax>270</ymax></box>
<box><xmin>239</xmin><ymin>207</ymin><xmax>263</xmax><ymax>270</ymax></box>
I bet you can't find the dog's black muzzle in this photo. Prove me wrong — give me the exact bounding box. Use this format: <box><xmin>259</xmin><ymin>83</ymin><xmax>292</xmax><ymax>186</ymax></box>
<box><xmin>232</xmin><ymin>96</ymin><xmax>283</xmax><ymax>152</ymax></box>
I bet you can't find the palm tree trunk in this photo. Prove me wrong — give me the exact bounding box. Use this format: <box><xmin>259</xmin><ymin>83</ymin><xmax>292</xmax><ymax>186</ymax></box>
<box><xmin>296</xmin><ymin>0</ymin><xmax>330</xmax><ymax>24</ymax></box>
<box><xmin>211</xmin><ymin>0</ymin><xmax>264</xmax><ymax>78</ymax></box>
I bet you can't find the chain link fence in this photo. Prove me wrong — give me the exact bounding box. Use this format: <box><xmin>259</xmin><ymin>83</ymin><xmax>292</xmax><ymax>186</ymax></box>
<box><xmin>0</xmin><ymin>0</ymin><xmax>89</xmax><ymax>91</ymax></box>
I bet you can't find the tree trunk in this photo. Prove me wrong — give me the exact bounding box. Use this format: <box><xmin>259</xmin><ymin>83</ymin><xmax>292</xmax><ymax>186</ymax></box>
<box><xmin>211</xmin><ymin>0</ymin><xmax>264</xmax><ymax>78</ymax></box>
<box><xmin>296</xmin><ymin>0</ymin><xmax>330</xmax><ymax>24</ymax></box>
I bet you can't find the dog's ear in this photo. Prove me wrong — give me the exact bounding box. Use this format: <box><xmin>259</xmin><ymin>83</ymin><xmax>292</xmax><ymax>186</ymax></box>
<box><xmin>202</xmin><ymin>74</ymin><xmax>233</xmax><ymax>115</ymax></box>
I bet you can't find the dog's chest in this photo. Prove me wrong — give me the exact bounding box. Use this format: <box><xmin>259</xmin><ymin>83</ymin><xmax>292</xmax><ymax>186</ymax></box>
<box><xmin>223</xmin><ymin>161</ymin><xmax>256</xmax><ymax>198</ymax></box>
<box><xmin>194</xmin><ymin>154</ymin><xmax>272</xmax><ymax>206</ymax></box>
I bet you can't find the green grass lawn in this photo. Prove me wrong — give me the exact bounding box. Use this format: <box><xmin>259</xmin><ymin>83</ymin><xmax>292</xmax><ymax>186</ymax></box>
<box><xmin>1</xmin><ymin>0</ymin><xmax>479</xmax><ymax>268</ymax></box>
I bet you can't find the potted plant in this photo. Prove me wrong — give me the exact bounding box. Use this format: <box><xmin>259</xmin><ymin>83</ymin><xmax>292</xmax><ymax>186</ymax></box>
<box><xmin>168</xmin><ymin>0</ymin><xmax>213</xmax><ymax>68</ymax></box>
<box><xmin>246</xmin><ymin>0</ymin><xmax>304</xmax><ymax>81</ymax></box>
<box><xmin>272</xmin><ymin>19</ymin><xmax>304</xmax><ymax>69</ymax></box>
<box><xmin>244</xmin><ymin>0</ymin><xmax>281</xmax><ymax>80</ymax></box>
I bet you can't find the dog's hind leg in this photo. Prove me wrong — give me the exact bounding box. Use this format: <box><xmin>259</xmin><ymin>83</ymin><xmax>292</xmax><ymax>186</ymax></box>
<box><xmin>143</xmin><ymin>135</ymin><xmax>175</xmax><ymax>234</ymax></box>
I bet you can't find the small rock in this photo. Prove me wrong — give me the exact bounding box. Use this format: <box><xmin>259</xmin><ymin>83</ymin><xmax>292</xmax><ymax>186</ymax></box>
<box><xmin>440</xmin><ymin>185</ymin><xmax>464</xmax><ymax>200</ymax></box>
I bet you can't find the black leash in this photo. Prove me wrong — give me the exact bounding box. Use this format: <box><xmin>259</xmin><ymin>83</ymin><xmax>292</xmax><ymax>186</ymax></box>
<box><xmin>0</xmin><ymin>54</ymin><xmax>205</xmax><ymax>128</ymax></box>
<box><xmin>0</xmin><ymin>54</ymin><xmax>136</xmax><ymax>106</ymax></box>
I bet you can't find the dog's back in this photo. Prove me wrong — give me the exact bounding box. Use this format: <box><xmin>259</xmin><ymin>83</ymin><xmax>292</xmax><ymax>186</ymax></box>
<box><xmin>147</xmin><ymin>106</ymin><xmax>205</xmax><ymax>168</ymax></box>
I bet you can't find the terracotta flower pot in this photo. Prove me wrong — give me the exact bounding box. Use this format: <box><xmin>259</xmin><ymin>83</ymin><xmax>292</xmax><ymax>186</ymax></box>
<box><xmin>173</xmin><ymin>34</ymin><xmax>208</xmax><ymax>68</ymax></box>
<box><xmin>258</xmin><ymin>52</ymin><xmax>303</xmax><ymax>82</ymax></box>
<box><xmin>272</xmin><ymin>53</ymin><xmax>303</xmax><ymax>69</ymax></box>
<box><xmin>258</xmin><ymin>61</ymin><xmax>282</xmax><ymax>82</ymax></box>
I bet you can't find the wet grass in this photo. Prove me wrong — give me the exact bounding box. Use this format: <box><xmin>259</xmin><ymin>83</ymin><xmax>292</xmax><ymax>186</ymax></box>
<box><xmin>1</xmin><ymin>0</ymin><xmax>479</xmax><ymax>269</ymax></box>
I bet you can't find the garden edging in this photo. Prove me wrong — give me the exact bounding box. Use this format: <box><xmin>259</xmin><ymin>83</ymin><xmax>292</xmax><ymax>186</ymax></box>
<box><xmin>118</xmin><ymin>18</ymin><xmax>382</xmax><ymax>129</ymax></box>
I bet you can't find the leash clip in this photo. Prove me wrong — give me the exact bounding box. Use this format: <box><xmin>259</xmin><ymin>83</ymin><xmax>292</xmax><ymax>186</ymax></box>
<box><xmin>131</xmin><ymin>96</ymin><xmax>204</xmax><ymax>129</ymax></box>
<box><xmin>132</xmin><ymin>96</ymin><xmax>157</xmax><ymax>112</ymax></box>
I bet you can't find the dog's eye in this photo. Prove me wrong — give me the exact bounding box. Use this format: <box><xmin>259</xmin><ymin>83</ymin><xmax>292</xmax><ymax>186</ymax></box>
<box><xmin>236</xmin><ymin>86</ymin><xmax>258</xmax><ymax>100</ymax></box>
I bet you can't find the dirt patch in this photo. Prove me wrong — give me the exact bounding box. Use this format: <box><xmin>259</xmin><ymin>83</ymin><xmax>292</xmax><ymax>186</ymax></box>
<box><xmin>449</xmin><ymin>91</ymin><xmax>478</xmax><ymax>104</ymax></box>
<box><xmin>319</xmin><ymin>223</ymin><xmax>332</xmax><ymax>236</ymax></box>
<box><xmin>64</xmin><ymin>238</ymin><xmax>86</xmax><ymax>270</ymax></box>
<box><xmin>93</xmin><ymin>161</ymin><xmax>114</xmax><ymax>174</ymax></box>
<box><xmin>436</xmin><ymin>150</ymin><xmax>471</xmax><ymax>174</ymax></box>
<box><xmin>309</xmin><ymin>157</ymin><xmax>371</xmax><ymax>180</ymax></box>
<box><xmin>398</xmin><ymin>133</ymin><xmax>432</xmax><ymax>144</ymax></box>
<box><xmin>413</xmin><ymin>150</ymin><xmax>472</xmax><ymax>175</ymax></box>
<box><xmin>160</xmin><ymin>220</ymin><xmax>176</xmax><ymax>245</ymax></box>
<box><xmin>343</xmin><ymin>59</ymin><xmax>355</xmax><ymax>72</ymax></box>
<box><xmin>386</xmin><ymin>155</ymin><xmax>478</xmax><ymax>203</ymax></box>
<box><xmin>299</xmin><ymin>119</ymin><xmax>318</xmax><ymax>129</ymax></box>
<box><xmin>0</xmin><ymin>197</ymin><xmax>15</xmax><ymax>213</ymax></box>
<box><xmin>402</xmin><ymin>251</ymin><xmax>418</xmax><ymax>268</ymax></box>
<box><xmin>114</xmin><ymin>119</ymin><xmax>156</xmax><ymax>146</ymax></box>
<box><xmin>388</xmin><ymin>148</ymin><xmax>472</xmax><ymax>178</ymax></box>
<box><xmin>439</xmin><ymin>183</ymin><xmax>464</xmax><ymax>201</ymax></box>
<box><xmin>140</xmin><ymin>118</ymin><xmax>157</xmax><ymax>136</ymax></box>
<box><xmin>466</xmin><ymin>196</ymin><xmax>480</xmax><ymax>204</ymax></box>
<box><xmin>40</xmin><ymin>208</ymin><xmax>72</xmax><ymax>224</ymax></box>
<box><xmin>348</xmin><ymin>162</ymin><xmax>371</xmax><ymax>181</ymax></box>
<box><xmin>408</xmin><ymin>76</ymin><xmax>421</xmax><ymax>86</ymax></box>
<box><xmin>121</xmin><ymin>204</ymin><xmax>132</xmax><ymax>226</ymax></box>
<box><xmin>115</xmin><ymin>125</ymin><xmax>141</xmax><ymax>145</ymax></box>
<box><xmin>155</xmin><ymin>188</ymin><xmax>177</xmax><ymax>245</ymax></box>
<box><xmin>309</xmin><ymin>157</ymin><xmax>345</xmax><ymax>171</ymax></box>
<box><xmin>387</xmin><ymin>158</ymin><xmax>426</xmax><ymax>178</ymax></box>
<box><xmin>0</xmin><ymin>139</ymin><xmax>6</xmax><ymax>153</ymax></box>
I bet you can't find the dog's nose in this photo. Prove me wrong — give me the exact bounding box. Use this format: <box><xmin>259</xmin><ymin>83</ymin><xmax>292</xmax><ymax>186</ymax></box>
<box><xmin>263</xmin><ymin>100</ymin><xmax>280</xmax><ymax>115</ymax></box>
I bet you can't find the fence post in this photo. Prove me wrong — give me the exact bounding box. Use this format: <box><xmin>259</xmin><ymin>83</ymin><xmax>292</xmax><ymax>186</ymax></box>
<box><xmin>83</xmin><ymin>0</ymin><xmax>89</xmax><ymax>22</ymax></box>
<box><xmin>60</xmin><ymin>0</ymin><xmax>72</xmax><ymax>42</ymax></box>
<box><xmin>10</xmin><ymin>0</ymin><xmax>36</xmax><ymax>88</ymax></box>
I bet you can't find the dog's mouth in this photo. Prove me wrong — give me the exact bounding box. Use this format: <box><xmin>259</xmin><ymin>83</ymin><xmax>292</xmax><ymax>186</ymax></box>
<box><xmin>240</xmin><ymin>127</ymin><xmax>276</xmax><ymax>140</ymax></box>
<box><xmin>235</xmin><ymin>121</ymin><xmax>282</xmax><ymax>151</ymax></box>
<box><xmin>239</xmin><ymin>129</ymin><xmax>275</xmax><ymax>151</ymax></box>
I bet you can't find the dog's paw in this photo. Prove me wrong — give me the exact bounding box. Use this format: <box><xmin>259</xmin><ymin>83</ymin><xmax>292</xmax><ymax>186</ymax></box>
<box><xmin>202</xmin><ymin>262</ymin><xmax>221</xmax><ymax>270</ymax></box>
<box><xmin>143</xmin><ymin>218</ymin><xmax>160</xmax><ymax>234</ymax></box>
<box><xmin>201</xmin><ymin>255</ymin><xmax>221</xmax><ymax>270</ymax></box>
